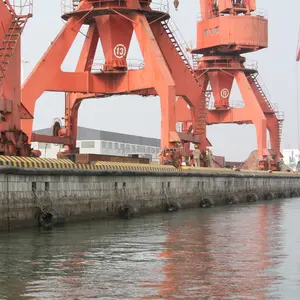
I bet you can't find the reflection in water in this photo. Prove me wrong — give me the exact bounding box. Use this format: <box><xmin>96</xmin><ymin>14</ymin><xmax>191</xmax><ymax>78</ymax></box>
<box><xmin>0</xmin><ymin>199</ymin><xmax>299</xmax><ymax>299</ymax></box>
<box><xmin>155</xmin><ymin>203</ymin><xmax>286</xmax><ymax>299</ymax></box>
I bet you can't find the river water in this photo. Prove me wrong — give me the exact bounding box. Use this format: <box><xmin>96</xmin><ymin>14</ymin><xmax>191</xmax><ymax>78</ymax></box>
<box><xmin>0</xmin><ymin>198</ymin><xmax>300</xmax><ymax>299</ymax></box>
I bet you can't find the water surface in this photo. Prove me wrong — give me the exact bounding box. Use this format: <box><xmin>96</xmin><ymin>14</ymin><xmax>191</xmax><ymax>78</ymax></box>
<box><xmin>0</xmin><ymin>198</ymin><xmax>300</xmax><ymax>299</ymax></box>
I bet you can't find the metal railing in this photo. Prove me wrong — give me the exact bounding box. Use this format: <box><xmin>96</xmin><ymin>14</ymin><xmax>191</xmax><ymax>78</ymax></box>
<box><xmin>206</xmin><ymin>99</ymin><xmax>244</xmax><ymax>110</ymax></box>
<box><xmin>8</xmin><ymin>0</ymin><xmax>33</xmax><ymax>17</ymax></box>
<box><xmin>253</xmin><ymin>73</ymin><xmax>272</xmax><ymax>103</ymax></box>
<box><xmin>197</xmin><ymin>7</ymin><xmax>268</xmax><ymax>21</ymax></box>
<box><xmin>250</xmin><ymin>8</ymin><xmax>268</xmax><ymax>19</ymax></box>
<box><xmin>61</xmin><ymin>0</ymin><xmax>170</xmax><ymax>15</ymax></box>
<box><xmin>61</xmin><ymin>0</ymin><xmax>81</xmax><ymax>14</ymax></box>
<box><xmin>88</xmin><ymin>58</ymin><xmax>145</xmax><ymax>72</ymax></box>
<box><xmin>197</xmin><ymin>59</ymin><xmax>258</xmax><ymax>71</ymax></box>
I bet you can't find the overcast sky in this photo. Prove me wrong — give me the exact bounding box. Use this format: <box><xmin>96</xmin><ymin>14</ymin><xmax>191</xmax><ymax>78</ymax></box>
<box><xmin>21</xmin><ymin>0</ymin><xmax>300</xmax><ymax>161</ymax></box>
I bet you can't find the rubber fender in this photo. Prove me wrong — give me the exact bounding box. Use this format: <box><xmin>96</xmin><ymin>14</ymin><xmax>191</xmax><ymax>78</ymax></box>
<box><xmin>118</xmin><ymin>204</ymin><xmax>136</xmax><ymax>219</ymax></box>
<box><xmin>36</xmin><ymin>207</ymin><xmax>65</xmax><ymax>229</ymax></box>
<box><xmin>290</xmin><ymin>191</ymin><xmax>299</xmax><ymax>198</ymax></box>
<box><xmin>247</xmin><ymin>193</ymin><xmax>258</xmax><ymax>202</ymax></box>
<box><xmin>226</xmin><ymin>196</ymin><xmax>239</xmax><ymax>205</ymax></box>
<box><xmin>264</xmin><ymin>192</ymin><xmax>275</xmax><ymax>201</ymax></box>
<box><xmin>200</xmin><ymin>198</ymin><xmax>214</xmax><ymax>208</ymax></box>
<box><xmin>164</xmin><ymin>201</ymin><xmax>181</xmax><ymax>212</ymax></box>
<box><xmin>38</xmin><ymin>211</ymin><xmax>55</xmax><ymax>229</ymax></box>
<box><xmin>278</xmin><ymin>191</ymin><xmax>286</xmax><ymax>198</ymax></box>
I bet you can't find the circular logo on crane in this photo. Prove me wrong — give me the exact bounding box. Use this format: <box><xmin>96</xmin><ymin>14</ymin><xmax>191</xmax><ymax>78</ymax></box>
<box><xmin>114</xmin><ymin>44</ymin><xmax>127</xmax><ymax>59</ymax></box>
<box><xmin>220</xmin><ymin>88</ymin><xmax>229</xmax><ymax>99</ymax></box>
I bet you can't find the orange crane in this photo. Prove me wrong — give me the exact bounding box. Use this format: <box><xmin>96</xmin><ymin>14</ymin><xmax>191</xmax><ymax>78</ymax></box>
<box><xmin>176</xmin><ymin>0</ymin><xmax>284</xmax><ymax>170</ymax></box>
<box><xmin>21</xmin><ymin>0</ymin><xmax>209</xmax><ymax>163</ymax></box>
<box><xmin>0</xmin><ymin>0</ymin><xmax>33</xmax><ymax>156</ymax></box>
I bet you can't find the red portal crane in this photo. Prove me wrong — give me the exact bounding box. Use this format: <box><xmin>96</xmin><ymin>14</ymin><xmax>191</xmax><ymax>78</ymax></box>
<box><xmin>176</xmin><ymin>0</ymin><xmax>284</xmax><ymax>170</ymax></box>
<box><xmin>21</xmin><ymin>0</ymin><xmax>209</xmax><ymax>162</ymax></box>
<box><xmin>0</xmin><ymin>0</ymin><xmax>33</xmax><ymax>156</ymax></box>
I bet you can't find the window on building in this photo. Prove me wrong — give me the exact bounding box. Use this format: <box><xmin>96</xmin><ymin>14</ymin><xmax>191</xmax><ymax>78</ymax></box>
<box><xmin>101</xmin><ymin>141</ymin><xmax>106</xmax><ymax>149</ymax></box>
<box><xmin>151</xmin><ymin>147</ymin><xmax>155</xmax><ymax>154</ymax></box>
<box><xmin>210</xmin><ymin>28</ymin><xmax>213</xmax><ymax>35</ymax></box>
<box><xmin>82</xmin><ymin>141</ymin><xmax>95</xmax><ymax>148</ymax></box>
<box><xmin>131</xmin><ymin>145</ymin><xmax>136</xmax><ymax>152</ymax></box>
<box><xmin>140</xmin><ymin>146</ymin><xmax>145</xmax><ymax>153</ymax></box>
<box><xmin>120</xmin><ymin>143</ymin><xmax>125</xmax><ymax>149</ymax></box>
<box><xmin>126</xmin><ymin>144</ymin><xmax>130</xmax><ymax>152</ymax></box>
<box><xmin>108</xmin><ymin>142</ymin><xmax>112</xmax><ymax>149</ymax></box>
<box><xmin>156</xmin><ymin>147</ymin><xmax>160</xmax><ymax>153</ymax></box>
<box><xmin>146</xmin><ymin>147</ymin><xmax>149</xmax><ymax>153</ymax></box>
<box><xmin>204</xmin><ymin>29</ymin><xmax>208</xmax><ymax>36</ymax></box>
<box><xmin>215</xmin><ymin>26</ymin><xmax>219</xmax><ymax>34</ymax></box>
<box><xmin>114</xmin><ymin>143</ymin><xmax>119</xmax><ymax>150</ymax></box>
<box><xmin>137</xmin><ymin>146</ymin><xmax>140</xmax><ymax>152</ymax></box>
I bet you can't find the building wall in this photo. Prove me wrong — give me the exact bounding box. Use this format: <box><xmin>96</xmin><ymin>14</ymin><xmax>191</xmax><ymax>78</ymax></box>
<box><xmin>32</xmin><ymin>140</ymin><xmax>161</xmax><ymax>160</ymax></box>
<box><xmin>31</xmin><ymin>142</ymin><xmax>64</xmax><ymax>159</ymax></box>
<box><xmin>95</xmin><ymin>140</ymin><xmax>160</xmax><ymax>159</ymax></box>
<box><xmin>0</xmin><ymin>168</ymin><xmax>298</xmax><ymax>230</ymax></box>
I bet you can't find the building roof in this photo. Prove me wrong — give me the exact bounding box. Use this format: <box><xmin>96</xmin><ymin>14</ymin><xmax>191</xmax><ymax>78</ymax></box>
<box><xmin>34</xmin><ymin>126</ymin><xmax>160</xmax><ymax>147</ymax></box>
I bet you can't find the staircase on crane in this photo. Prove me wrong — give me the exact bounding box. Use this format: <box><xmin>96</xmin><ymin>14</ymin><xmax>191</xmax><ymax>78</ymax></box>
<box><xmin>249</xmin><ymin>73</ymin><xmax>274</xmax><ymax>112</ymax></box>
<box><xmin>0</xmin><ymin>0</ymin><xmax>32</xmax><ymax>84</ymax></box>
<box><xmin>249</xmin><ymin>73</ymin><xmax>284</xmax><ymax>149</ymax></box>
<box><xmin>161</xmin><ymin>20</ymin><xmax>199</xmax><ymax>85</ymax></box>
<box><xmin>161</xmin><ymin>19</ymin><xmax>207</xmax><ymax>138</ymax></box>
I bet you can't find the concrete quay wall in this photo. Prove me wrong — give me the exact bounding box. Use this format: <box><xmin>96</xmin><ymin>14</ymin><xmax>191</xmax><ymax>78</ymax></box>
<box><xmin>0</xmin><ymin>167</ymin><xmax>299</xmax><ymax>230</ymax></box>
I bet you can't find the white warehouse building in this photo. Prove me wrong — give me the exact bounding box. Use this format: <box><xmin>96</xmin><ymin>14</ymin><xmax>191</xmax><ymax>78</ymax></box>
<box><xmin>31</xmin><ymin>127</ymin><xmax>161</xmax><ymax>161</ymax></box>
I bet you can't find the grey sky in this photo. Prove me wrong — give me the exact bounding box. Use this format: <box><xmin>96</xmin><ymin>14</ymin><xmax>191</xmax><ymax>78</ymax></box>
<box><xmin>21</xmin><ymin>0</ymin><xmax>300</xmax><ymax>161</ymax></box>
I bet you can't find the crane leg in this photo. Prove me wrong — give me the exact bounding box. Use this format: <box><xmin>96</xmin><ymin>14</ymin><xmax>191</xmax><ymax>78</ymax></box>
<box><xmin>133</xmin><ymin>13</ymin><xmax>176</xmax><ymax>149</ymax></box>
<box><xmin>235</xmin><ymin>71</ymin><xmax>269</xmax><ymax>169</ymax></box>
<box><xmin>21</xmin><ymin>17</ymin><xmax>85</xmax><ymax>140</ymax></box>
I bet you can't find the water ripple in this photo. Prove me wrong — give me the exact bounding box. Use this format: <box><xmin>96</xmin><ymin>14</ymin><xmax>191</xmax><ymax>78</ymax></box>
<box><xmin>0</xmin><ymin>199</ymin><xmax>299</xmax><ymax>299</ymax></box>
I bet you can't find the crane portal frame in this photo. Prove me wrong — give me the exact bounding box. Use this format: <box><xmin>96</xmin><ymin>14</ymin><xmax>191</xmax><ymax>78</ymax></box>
<box><xmin>21</xmin><ymin>0</ymin><xmax>209</xmax><ymax>164</ymax></box>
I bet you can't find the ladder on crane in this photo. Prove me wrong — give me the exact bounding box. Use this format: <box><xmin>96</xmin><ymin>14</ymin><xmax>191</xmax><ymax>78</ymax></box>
<box><xmin>194</xmin><ymin>91</ymin><xmax>211</xmax><ymax>136</ymax></box>
<box><xmin>0</xmin><ymin>0</ymin><xmax>32</xmax><ymax>84</ymax></box>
